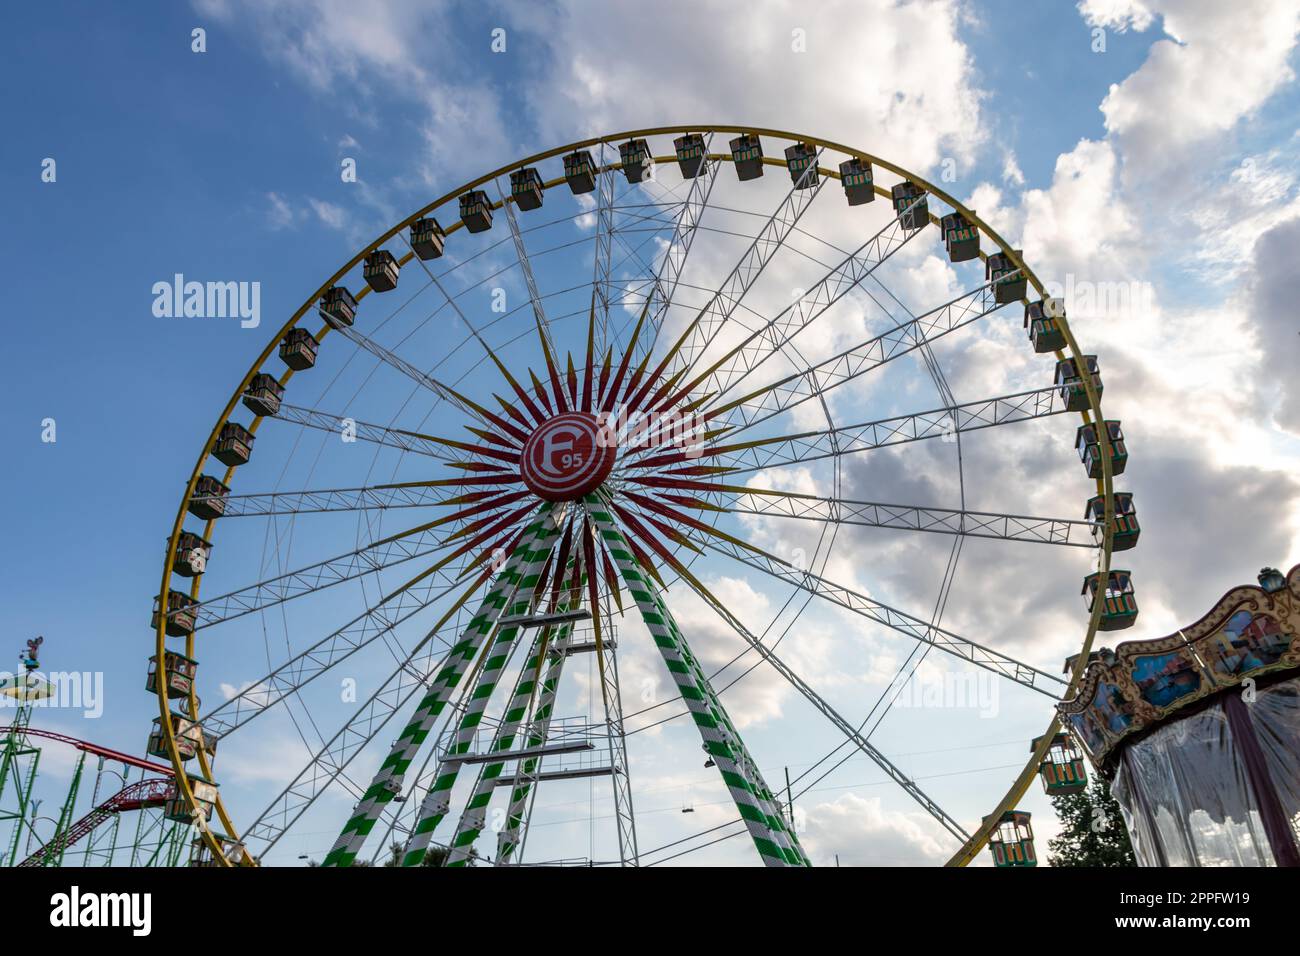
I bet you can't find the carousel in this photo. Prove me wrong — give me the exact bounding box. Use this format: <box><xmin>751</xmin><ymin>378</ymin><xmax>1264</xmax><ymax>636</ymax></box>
<box><xmin>1059</xmin><ymin>564</ymin><xmax>1300</xmax><ymax>866</ymax></box>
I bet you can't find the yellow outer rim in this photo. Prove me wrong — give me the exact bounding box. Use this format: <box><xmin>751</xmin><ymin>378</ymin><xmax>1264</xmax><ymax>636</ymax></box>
<box><xmin>153</xmin><ymin>125</ymin><xmax>1115</xmax><ymax>867</ymax></box>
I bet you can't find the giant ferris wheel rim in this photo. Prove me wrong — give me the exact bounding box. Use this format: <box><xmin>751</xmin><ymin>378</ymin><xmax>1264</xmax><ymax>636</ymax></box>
<box><xmin>153</xmin><ymin>124</ymin><xmax>1118</xmax><ymax>868</ymax></box>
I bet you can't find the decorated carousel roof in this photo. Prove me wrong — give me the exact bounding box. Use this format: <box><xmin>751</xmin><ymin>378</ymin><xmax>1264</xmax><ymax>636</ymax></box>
<box><xmin>1057</xmin><ymin>564</ymin><xmax>1300</xmax><ymax>770</ymax></box>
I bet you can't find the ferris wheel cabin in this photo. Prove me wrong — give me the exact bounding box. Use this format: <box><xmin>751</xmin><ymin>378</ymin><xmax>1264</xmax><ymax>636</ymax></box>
<box><xmin>319</xmin><ymin>285</ymin><xmax>358</xmax><ymax>329</ymax></box>
<box><xmin>939</xmin><ymin>212</ymin><xmax>979</xmax><ymax>262</ymax></box>
<box><xmin>279</xmin><ymin>327</ymin><xmax>318</xmax><ymax>371</ymax></box>
<box><xmin>1086</xmin><ymin>492</ymin><xmax>1140</xmax><ymax>551</ymax></box>
<box><xmin>149</xmin><ymin>711</ymin><xmax>202</xmax><ymax>761</ymax></box>
<box><xmin>619</xmin><ymin>138</ymin><xmax>654</xmax><ymax>184</ymax></box>
<box><xmin>510</xmin><ymin>167</ymin><xmax>544</xmax><ymax>211</ymax></box>
<box><xmin>242</xmin><ymin>372</ymin><xmax>285</xmax><ymax>417</ymax></box>
<box><xmin>563</xmin><ymin>149</ymin><xmax>597</xmax><ymax>194</ymax></box>
<box><xmin>986</xmin><ymin>251</ymin><xmax>1026</xmax><ymax>304</ymax></box>
<box><xmin>146</xmin><ymin>650</ymin><xmax>198</xmax><ymax>699</ymax></box>
<box><xmin>988</xmin><ymin>810</ymin><xmax>1036</xmax><ymax>867</ymax></box>
<box><xmin>459</xmin><ymin>189</ymin><xmax>494</xmax><ymax>233</ymax></box>
<box><xmin>674</xmin><ymin>133</ymin><xmax>707</xmax><ymax>179</ymax></box>
<box><xmin>1055</xmin><ymin>355</ymin><xmax>1103</xmax><ymax>412</ymax></box>
<box><xmin>1076</xmin><ymin>420</ymin><xmax>1127</xmax><ymax>478</ymax></box>
<box><xmin>213</xmin><ymin>421</ymin><xmax>254</xmax><ymax>467</ymax></box>
<box><xmin>410</xmin><ymin>217</ymin><xmax>446</xmax><ymax>260</ymax></box>
<box><xmin>729</xmin><ymin>133</ymin><xmax>764</xmax><ymax>181</ymax></box>
<box><xmin>1082</xmin><ymin>569</ymin><xmax>1139</xmax><ymax>631</ymax></box>
<box><xmin>1032</xmin><ymin>732</ymin><xmax>1088</xmax><ymax>795</ymax></box>
<box><xmin>890</xmin><ymin>181</ymin><xmax>928</xmax><ymax>231</ymax></box>
<box><xmin>783</xmin><ymin>142</ymin><xmax>819</xmax><ymax>188</ymax></box>
<box><xmin>172</xmin><ymin>531</ymin><xmax>211</xmax><ymax>577</ymax></box>
<box><xmin>363</xmin><ymin>249</ymin><xmax>401</xmax><ymax>291</ymax></box>
<box><xmin>152</xmin><ymin>589</ymin><xmax>197</xmax><ymax>637</ymax></box>
<box><xmin>165</xmin><ymin>774</ymin><xmax>218</xmax><ymax>824</ymax></box>
<box><xmin>838</xmin><ymin>157</ymin><xmax>874</xmax><ymax>205</ymax></box>
<box><xmin>1024</xmin><ymin>297</ymin><xmax>1067</xmax><ymax>353</ymax></box>
<box><xmin>187</xmin><ymin>474</ymin><xmax>229</xmax><ymax>520</ymax></box>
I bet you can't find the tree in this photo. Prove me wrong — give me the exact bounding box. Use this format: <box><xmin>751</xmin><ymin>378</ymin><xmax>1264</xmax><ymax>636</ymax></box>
<box><xmin>1046</xmin><ymin>778</ymin><xmax>1137</xmax><ymax>867</ymax></box>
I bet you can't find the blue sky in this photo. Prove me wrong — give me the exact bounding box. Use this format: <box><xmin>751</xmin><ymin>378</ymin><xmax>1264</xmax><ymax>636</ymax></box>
<box><xmin>3</xmin><ymin>0</ymin><xmax>1299</xmax><ymax>866</ymax></box>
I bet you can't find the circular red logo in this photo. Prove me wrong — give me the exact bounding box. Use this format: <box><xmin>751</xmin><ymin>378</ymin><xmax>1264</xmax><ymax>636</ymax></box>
<box><xmin>520</xmin><ymin>412</ymin><xmax>616</xmax><ymax>501</ymax></box>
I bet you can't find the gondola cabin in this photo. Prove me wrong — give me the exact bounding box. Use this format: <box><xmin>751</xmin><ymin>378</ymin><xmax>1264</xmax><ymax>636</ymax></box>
<box><xmin>459</xmin><ymin>190</ymin><xmax>493</xmax><ymax>233</ymax></box>
<box><xmin>510</xmin><ymin>167</ymin><xmax>544</xmax><ymax>211</ymax></box>
<box><xmin>1033</xmin><ymin>733</ymin><xmax>1088</xmax><ymax>795</ymax></box>
<box><xmin>319</xmin><ymin>285</ymin><xmax>358</xmax><ymax>328</ymax></box>
<box><xmin>783</xmin><ymin>142</ymin><xmax>819</xmax><ymax>188</ymax></box>
<box><xmin>839</xmin><ymin>157</ymin><xmax>875</xmax><ymax>205</ymax></box>
<box><xmin>1055</xmin><ymin>355</ymin><xmax>1103</xmax><ymax>412</ymax></box>
<box><xmin>152</xmin><ymin>589</ymin><xmax>198</xmax><ymax>637</ymax></box>
<box><xmin>988</xmin><ymin>810</ymin><xmax>1036</xmax><ymax>867</ymax></box>
<box><xmin>213</xmin><ymin>421</ymin><xmax>254</xmax><ymax>467</ymax></box>
<box><xmin>619</xmin><ymin>138</ymin><xmax>654</xmax><ymax>184</ymax></box>
<box><xmin>410</xmin><ymin>217</ymin><xmax>446</xmax><ymax>260</ymax></box>
<box><xmin>1076</xmin><ymin>420</ymin><xmax>1127</xmax><ymax>478</ymax></box>
<box><xmin>564</xmin><ymin>149</ymin><xmax>597</xmax><ymax>194</ymax></box>
<box><xmin>729</xmin><ymin>133</ymin><xmax>764</xmax><ymax>181</ymax></box>
<box><xmin>1086</xmin><ymin>493</ymin><xmax>1140</xmax><ymax>551</ymax></box>
<box><xmin>242</xmin><ymin>372</ymin><xmax>285</xmax><ymax>417</ymax></box>
<box><xmin>146</xmin><ymin>650</ymin><xmax>197</xmax><ymax>699</ymax></box>
<box><xmin>1024</xmin><ymin>298</ymin><xmax>1066</xmax><ymax>353</ymax></box>
<box><xmin>940</xmin><ymin>212</ymin><xmax>979</xmax><ymax>262</ymax></box>
<box><xmin>148</xmin><ymin>712</ymin><xmax>201</xmax><ymax>761</ymax></box>
<box><xmin>363</xmin><ymin>249</ymin><xmax>400</xmax><ymax>292</ymax></box>
<box><xmin>986</xmin><ymin>251</ymin><xmax>1027</xmax><ymax>304</ymax></box>
<box><xmin>187</xmin><ymin>475</ymin><xmax>229</xmax><ymax>521</ymax></box>
<box><xmin>674</xmin><ymin>133</ymin><xmax>707</xmax><ymax>179</ymax></box>
<box><xmin>191</xmin><ymin>833</ymin><xmax>245</xmax><ymax>867</ymax></box>
<box><xmin>279</xmin><ymin>327</ymin><xmax>318</xmax><ymax>371</ymax></box>
<box><xmin>165</xmin><ymin>774</ymin><xmax>218</xmax><ymax>824</ymax></box>
<box><xmin>1083</xmin><ymin>570</ymin><xmax>1139</xmax><ymax>631</ymax></box>
<box><xmin>201</xmin><ymin>727</ymin><xmax>218</xmax><ymax>758</ymax></box>
<box><xmin>890</xmin><ymin>182</ymin><xmax>928</xmax><ymax>231</ymax></box>
<box><xmin>172</xmin><ymin>531</ymin><xmax>211</xmax><ymax>577</ymax></box>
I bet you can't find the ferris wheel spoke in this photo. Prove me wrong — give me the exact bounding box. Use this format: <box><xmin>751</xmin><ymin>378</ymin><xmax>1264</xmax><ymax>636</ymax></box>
<box><xmin>699</xmin><ymin>534</ymin><xmax>1065</xmax><ymax>697</ymax></box>
<box><xmin>323</xmin><ymin>317</ymin><xmax>526</xmax><ymax>442</ymax></box>
<box><xmin>185</xmin><ymin>496</ymin><xmax>535</xmax><ymax>631</ymax></box>
<box><xmin>321</xmin><ymin>504</ymin><xmax>566</xmax><ymax>867</ymax></box>
<box><xmin>632</xmin><ymin>151</ymin><xmax>826</xmax><ymax>411</ymax></box>
<box><xmin>270</xmin><ymin>402</ymin><xmax>522</xmax><ymax>465</ymax></box>
<box><xmin>697</xmin><ymin>270</ymin><xmax>1022</xmax><ymax>435</ymax></box>
<box><xmin>589</xmin><ymin>143</ymin><xmax>617</xmax><ymax>357</ymax></box>
<box><xmin>196</xmin><ymin>536</ymin><xmax>528</xmax><ymax>741</ymax></box>
<box><xmin>615</xmin><ymin>138</ymin><xmax>722</xmax><ymax>367</ymax></box>
<box><xmin>493</xmin><ymin>176</ymin><xmax>559</xmax><ymax>360</ymax></box>
<box><xmin>239</xmin><ymin>560</ymin><xmax>500</xmax><ymax>856</ymax></box>
<box><xmin>669</xmin><ymin>556</ymin><xmax>971</xmax><ymax>846</ymax></box>
<box><xmin>204</xmin><ymin>479</ymin><xmax>523</xmax><ymax>519</ymax></box>
<box><xmin>713</xmin><ymin>484</ymin><xmax>1098</xmax><ymax>547</ymax></box>
<box><xmin>625</xmin><ymin>385</ymin><xmax>1068</xmax><ymax>476</ymax></box>
<box><xmin>650</xmin><ymin>191</ymin><xmax>928</xmax><ymax>417</ymax></box>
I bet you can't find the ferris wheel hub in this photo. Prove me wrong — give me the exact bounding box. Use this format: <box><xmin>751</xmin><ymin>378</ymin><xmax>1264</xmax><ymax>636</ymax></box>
<box><xmin>519</xmin><ymin>412</ymin><xmax>616</xmax><ymax>502</ymax></box>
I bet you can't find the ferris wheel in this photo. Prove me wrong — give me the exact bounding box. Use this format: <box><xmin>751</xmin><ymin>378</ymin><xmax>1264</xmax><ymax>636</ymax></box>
<box><xmin>151</xmin><ymin>126</ymin><xmax>1132</xmax><ymax>868</ymax></box>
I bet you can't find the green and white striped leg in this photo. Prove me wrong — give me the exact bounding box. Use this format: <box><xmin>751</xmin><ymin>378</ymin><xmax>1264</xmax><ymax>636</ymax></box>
<box><xmin>321</xmin><ymin>504</ymin><xmax>563</xmax><ymax>867</ymax></box>
<box><xmin>399</xmin><ymin>532</ymin><xmax>571</xmax><ymax>866</ymax></box>
<box><xmin>494</xmin><ymin>635</ymin><xmax>569</xmax><ymax>863</ymax></box>
<box><xmin>442</xmin><ymin>572</ymin><xmax>583</xmax><ymax>866</ymax></box>
<box><xmin>584</xmin><ymin>496</ymin><xmax>800</xmax><ymax>867</ymax></box>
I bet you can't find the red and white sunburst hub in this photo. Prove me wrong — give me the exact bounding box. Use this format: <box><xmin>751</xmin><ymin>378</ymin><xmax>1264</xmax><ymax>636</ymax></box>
<box><xmin>520</xmin><ymin>412</ymin><xmax>617</xmax><ymax>502</ymax></box>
